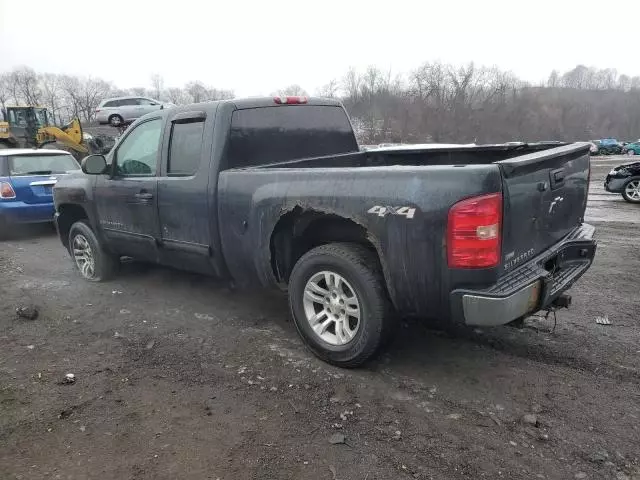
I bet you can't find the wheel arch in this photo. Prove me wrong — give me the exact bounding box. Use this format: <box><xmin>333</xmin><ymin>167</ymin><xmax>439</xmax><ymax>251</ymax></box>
<box><xmin>269</xmin><ymin>207</ymin><xmax>397</xmax><ymax>307</ymax></box>
<box><xmin>56</xmin><ymin>203</ymin><xmax>89</xmax><ymax>249</ymax></box>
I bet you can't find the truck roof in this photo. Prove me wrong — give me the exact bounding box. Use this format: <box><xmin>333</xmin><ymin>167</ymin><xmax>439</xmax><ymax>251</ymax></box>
<box><xmin>229</xmin><ymin>97</ymin><xmax>343</xmax><ymax>109</ymax></box>
<box><xmin>159</xmin><ymin>97</ymin><xmax>343</xmax><ymax>114</ymax></box>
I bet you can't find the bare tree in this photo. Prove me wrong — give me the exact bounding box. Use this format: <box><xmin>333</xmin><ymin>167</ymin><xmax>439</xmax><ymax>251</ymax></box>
<box><xmin>342</xmin><ymin>67</ymin><xmax>362</xmax><ymax>101</ymax></box>
<box><xmin>0</xmin><ymin>73</ymin><xmax>10</xmax><ymax>112</ymax></box>
<box><xmin>185</xmin><ymin>81</ymin><xmax>208</xmax><ymax>103</ymax></box>
<box><xmin>4</xmin><ymin>62</ymin><xmax>640</xmax><ymax>145</ymax></box>
<box><xmin>11</xmin><ymin>67</ymin><xmax>42</xmax><ymax>105</ymax></box>
<box><xmin>207</xmin><ymin>88</ymin><xmax>234</xmax><ymax>101</ymax></box>
<box><xmin>276</xmin><ymin>84</ymin><xmax>308</xmax><ymax>96</ymax></box>
<box><xmin>167</xmin><ymin>87</ymin><xmax>189</xmax><ymax>105</ymax></box>
<box><xmin>60</xmin><ymin>76</ymin><xmax>110</xmax><ymax>122</ymax></box>
<box><xmin>316</xmin><ymin>79</ymin><xmax>339</xmax><ymax>98</ymax></box>
<box><xmin>39</xmin><ymin>73</ymin><xmax>62</xmax><ymax>124</ymax></box>
<box><xmin>150</xmin><ymin>73</ymin><xmax>164</xmax><ymax>100</ymax></box>
<box><xmin>130</xmin><ymin>87</ymin><xmax>147</xmax><ymax>97</ymax></box>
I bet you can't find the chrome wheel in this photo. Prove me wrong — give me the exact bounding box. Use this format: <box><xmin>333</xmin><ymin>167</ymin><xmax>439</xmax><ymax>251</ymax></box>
<box><xmin>109</xmin><ymin>115</ymin><xmax>122</xmax><ymax>126</ymax></box>
<box><xmin>73</xmin><ymin>234</ymin><xmax>95</xmax><ymax>279</ymax></box>
<box><xmin>625</xmin><ymin>180</ymin><xmax>640</xmax><ymax>201</ymax></box>
<box><xmin>302</xmin><ymin>271</ymin><xmax>360</xmax><ymax>346</ymax></box>
<box><xmin>627</xmin><ymin>149</ymin><xmax>636</xmax><ymax>156</ymax></box>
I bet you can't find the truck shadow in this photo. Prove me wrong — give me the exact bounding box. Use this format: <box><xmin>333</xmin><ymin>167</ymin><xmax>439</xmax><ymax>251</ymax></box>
<box><xmin>107</xmin><ymin>262</ymin><xmax>631</xmax><ymax>383</ymax></box>
<box><xmin>0</xmin><ymin>223</ymin><xmax>57</xmax><ymax>242</ymax></box>
<box><xmin>370</xmin><ymin>316</ymin><xmax>638</xmax><ymax>384</ymax></box>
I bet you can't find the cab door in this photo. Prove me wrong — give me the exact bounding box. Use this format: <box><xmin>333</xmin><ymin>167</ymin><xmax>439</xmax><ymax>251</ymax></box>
<box><xmin>156</xmin><ymin>110</ymin><xmax>215</xmax><ymax>275</ymax></box>
<box><xmin>94</xmin><ymin>117</ymin><xmax>163</xmax><ymax>260</ymax></box>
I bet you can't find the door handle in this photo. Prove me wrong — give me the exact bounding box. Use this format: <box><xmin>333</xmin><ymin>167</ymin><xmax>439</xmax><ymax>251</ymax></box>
<box><xmin>135</xmin><ymin>192</ymin><xmax>153</xmax><ymax>200</ymax></box>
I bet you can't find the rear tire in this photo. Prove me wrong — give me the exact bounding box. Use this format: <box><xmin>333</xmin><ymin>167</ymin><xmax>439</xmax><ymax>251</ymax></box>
<box><xmin>68</xmin><ymin>220</ymin><xmax>118</xmax><ymax>281</ymax></box>
<box><xmin>288</xmin><ymin>243</ymin><xmax>394</xmax><ymax>368</ymax></box>
<box><xmin>108</xmin><ymin>114</ymin><xmax>124</xmax><ymax>127</ymax></box>
<box><xmin>627</xmin><ymin>149</ymin><xmax>635</xmax><ymax>156</ymax></box>
<box><xmin>622</xmin><ymin>179</ymin><xmax>640</xmax><ymax>204</ymax></box>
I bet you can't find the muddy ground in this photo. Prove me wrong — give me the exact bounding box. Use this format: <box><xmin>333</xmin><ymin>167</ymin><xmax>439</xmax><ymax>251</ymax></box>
<box><xmin>1</xmin><ymin>156</ymin><xmax>638</xmax><ymax>480</ymax></box>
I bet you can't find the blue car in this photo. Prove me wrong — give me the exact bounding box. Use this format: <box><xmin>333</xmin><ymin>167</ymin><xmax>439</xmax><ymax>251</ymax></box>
<box><xmin>0</xmin><ymin>149</ymin><xmax>80</xmax><ymax>237</ymax></box>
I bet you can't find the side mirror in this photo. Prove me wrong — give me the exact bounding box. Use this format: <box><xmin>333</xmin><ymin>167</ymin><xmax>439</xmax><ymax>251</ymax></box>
<box><xmin>81</xmin><ymin>154</ymin><xmax>108</xmax><ymax>175</ymax></box>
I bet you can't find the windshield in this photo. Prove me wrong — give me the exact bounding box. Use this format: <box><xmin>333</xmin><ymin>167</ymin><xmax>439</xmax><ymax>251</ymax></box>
<box><xmin>8</xmin><ymin>154</ymin><xmax>79</xmax><ymax>176</ymax></box>
<box><xmin>34</xmin><ymin>108</ymin><xmax>50</xmax><ymax>127</ymax></box>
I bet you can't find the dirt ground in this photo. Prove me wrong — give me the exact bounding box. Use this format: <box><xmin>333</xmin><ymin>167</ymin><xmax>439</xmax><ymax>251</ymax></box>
<box><xmin>1</xmin><ymin>156</ymin><xmax>639</xmax><ymax>480</ymax></box>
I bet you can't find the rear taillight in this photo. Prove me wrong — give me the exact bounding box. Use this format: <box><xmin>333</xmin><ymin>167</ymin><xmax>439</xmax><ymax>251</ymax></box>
<box><xmin>95</xmin><ymin>109</ymin><xmax>101</xmax><ymax>113</ymax></box>
<box><xmin>273</xmin><ymin>96</ymin><xmax>308</xmax><ymax>105</ymax></box>
<box><xmin>0</xmin><ymin>182</ymin><xmax>16</xmax><ymax>199</ymax></box>
<box><xmin>447</xmin><ymin>193</ymin><xmax>502</xmax><ymax>268</ymax></box>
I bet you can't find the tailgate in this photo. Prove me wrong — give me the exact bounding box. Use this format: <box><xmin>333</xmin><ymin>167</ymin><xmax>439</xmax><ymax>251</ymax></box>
<box><xmin>496</xmin><ymin>143</ymin><xmax>591</xmax><ymax>272</ymax></box>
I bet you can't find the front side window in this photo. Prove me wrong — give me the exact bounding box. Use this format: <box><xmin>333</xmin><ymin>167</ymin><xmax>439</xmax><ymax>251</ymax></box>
<box><xmin>167</xmin><ymin>120</ymin><xmax>205</xmax><ymax>176</ymax></box>
<box><xmin>115</xmin><ymin>119</ymin><xmax>162</xmax><ymax>176</ymax></box>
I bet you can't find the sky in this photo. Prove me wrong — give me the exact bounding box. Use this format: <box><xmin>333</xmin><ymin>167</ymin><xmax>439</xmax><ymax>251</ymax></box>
<box><xmin>1</xmin><ymin>0</ymin><xmax>637</xmax><ymax>96</ymax></box>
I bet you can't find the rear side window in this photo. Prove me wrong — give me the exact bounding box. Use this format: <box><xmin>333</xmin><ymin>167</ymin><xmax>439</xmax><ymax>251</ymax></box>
<box><xmin>168</xmin><ymin>120</ymin><xmax>205</xmax><ymax>176</ymax></box>
<box><xmin>226</xmin><ymin>106</ymin><xmax>358</xmax><ymax>169</ymax></box>
<box><xmin>103</xmin><ymin>100</ymin><xmax>120</xmax><ymax>107</ymax></box>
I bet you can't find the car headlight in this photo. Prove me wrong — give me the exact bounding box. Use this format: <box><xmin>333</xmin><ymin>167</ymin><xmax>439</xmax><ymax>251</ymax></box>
<box><xmin>609</xmin><ymin>168</ymin><xmax>618</xmax><ymax>175</ymax></box>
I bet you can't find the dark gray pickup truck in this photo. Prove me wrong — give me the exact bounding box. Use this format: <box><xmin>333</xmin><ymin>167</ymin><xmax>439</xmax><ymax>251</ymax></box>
<box><xmin>53</xmin><ymin>96</ymin><xmax>596</xmax><ymax>367</ymax></box>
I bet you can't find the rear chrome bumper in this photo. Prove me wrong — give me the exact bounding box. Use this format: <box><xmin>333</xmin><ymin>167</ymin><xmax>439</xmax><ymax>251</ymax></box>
<box><xmin>450</xmin><ymin>224</ymin><xmax>597</xmax><ymax>327</ymax></box>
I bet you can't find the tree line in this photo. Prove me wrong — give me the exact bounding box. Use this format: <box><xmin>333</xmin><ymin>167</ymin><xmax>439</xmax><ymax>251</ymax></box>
<box><xmin>2</xmin><ymin>64</ymin><xmax>640</xmax><ymax>144</ymax></box>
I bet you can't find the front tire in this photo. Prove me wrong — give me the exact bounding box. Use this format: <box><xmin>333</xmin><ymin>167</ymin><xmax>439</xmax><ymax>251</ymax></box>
<box><xmin>288</xmin><ymin>243</ymin><xmax>394</xmax><ymax>368</ymax></box>
<box><xmin>68</xmin><ymin>220</ymin><xmax>118</xmax><ymax>281</ymax></box>
<box><xmin>622</xmin><ymin>179</ymin><xmax>640</xmax><ymax>204</ymax></box>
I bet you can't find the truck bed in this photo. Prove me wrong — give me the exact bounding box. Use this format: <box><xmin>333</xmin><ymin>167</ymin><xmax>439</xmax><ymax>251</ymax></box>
<box><xmin>248</xmin><ymin>142</ymin><xmax>571</xmax><ymax>170</ymax></box>
<box><xmin>219</xmin><ymin>141</ymin><xmax>592</xmax><ymax>319</ymax></box>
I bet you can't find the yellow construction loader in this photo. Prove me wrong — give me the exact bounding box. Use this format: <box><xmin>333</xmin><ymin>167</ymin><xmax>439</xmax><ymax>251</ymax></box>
<box><xmin>0</xmin><ymin>106</ymin><xmax>110</xmax><ymax>158</ymax></box>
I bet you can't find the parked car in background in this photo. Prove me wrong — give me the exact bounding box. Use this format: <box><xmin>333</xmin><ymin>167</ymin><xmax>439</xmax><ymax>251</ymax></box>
<box><xmin>54</xmin><ymin>96</ymin><xmax>596</xmax><ymax>367</ymax></box>
<box><xmin>0</xmin><ymin>149</ymin><xmax>79</xmax><ymax>237</ymax></box>
<box><xmin>95</xmin><ymin>97</ymin><xmax>174</xmax><ymax>127</ymax></box>
<box><xmin>622</xmin><ymin>140</ymin><xmax>640</xmax><ymax>156</ymax></box>
<box><xmin>605</xmin><ymin>160</ymin><xmax>640</xmax><ymax>203</ymax></box>
<box><xmin>594</xmin><ymin>139</ymin><xmax>623</xmax><ymax>155</ymax></box>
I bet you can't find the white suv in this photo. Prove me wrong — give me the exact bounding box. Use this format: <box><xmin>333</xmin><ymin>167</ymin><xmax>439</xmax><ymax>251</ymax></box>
<box><xmin>95</xmin><ymin>96</ymin><xmax>173</xmax><ymax>126</ymax></box>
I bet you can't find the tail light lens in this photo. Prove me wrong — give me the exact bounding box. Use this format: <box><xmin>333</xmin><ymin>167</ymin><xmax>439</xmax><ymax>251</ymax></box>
<box><xmin>274</xmin><ymin>96</ymin><xmax>308</xmax><ymax>105</ymax></box>
<box><xmin>447</xmin><ymin>193</ymin><xmax>502</xmax><ymax>268</ymax></box>
<box><xmin>0</xmin><ymin>182</ymin><xmax>16</xmax><ymax>199</ymax></box>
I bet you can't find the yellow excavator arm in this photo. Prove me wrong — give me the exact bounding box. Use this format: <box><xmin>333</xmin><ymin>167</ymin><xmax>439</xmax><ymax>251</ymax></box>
<box><xmin>38</xmin><ymin>118</ymin><xmax>88</xmax><ymax>153</ymax></box>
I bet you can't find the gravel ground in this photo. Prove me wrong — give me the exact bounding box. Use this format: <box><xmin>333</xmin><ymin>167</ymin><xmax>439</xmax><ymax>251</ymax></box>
<box><xmin>1</xmin><ymin>156</ymin><xmax>639</xmax><ymax>480</ymax></box>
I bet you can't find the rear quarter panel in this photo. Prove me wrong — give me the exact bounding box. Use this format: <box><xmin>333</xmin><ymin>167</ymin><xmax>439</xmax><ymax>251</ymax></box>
<box><xmin>218</xmin><ymin>164</ymin><xmax>503</xmax><ymax>317</ymax></box>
